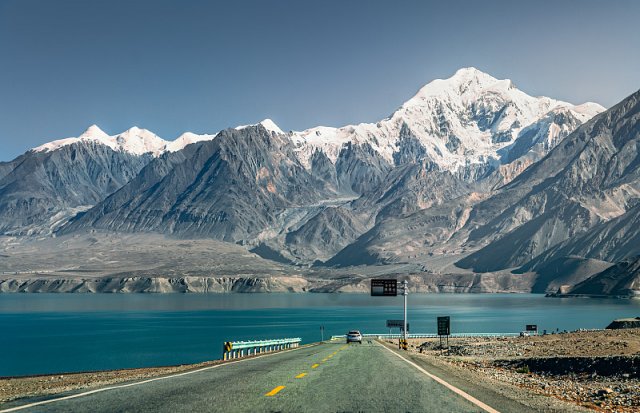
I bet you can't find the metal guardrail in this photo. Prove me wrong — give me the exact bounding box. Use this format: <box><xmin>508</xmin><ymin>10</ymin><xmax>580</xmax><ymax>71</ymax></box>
<box><xmin>331</xmin><ymin>333</ymin><xmax>521</xmax><ymax>340</ymax></box>
<box><xmin>223</xmin><ymin>338</ymin><xmax>301</xmax><ymax>360</ymax></box>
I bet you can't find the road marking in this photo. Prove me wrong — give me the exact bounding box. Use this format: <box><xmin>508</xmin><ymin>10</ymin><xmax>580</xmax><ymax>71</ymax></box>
<box><xmin>322</xmin><ymin>358</ymin><xmax>328</xmax><ymax>362</ymax></box>
<box><xmin>265</xmin><ymin>385</ymin><xmax>285</xmax><ymax>396</ymax></box>
<box><xmin>295</xmin><ymin>373</ymin><xmax>307</xmax><ymax>379</ymax></box>
<box><xmin>0</xmin><ymin>344</ymin><xmax>320</xmax><ymax>413</ymax></box>
<box><xmin>311</xmin><ymin>363</ymin><xmax>319</xmax><ymax>369</ymax></box>
<box><xmin>379</xmin><ymin>344</ymin><xmax>500</xmax><ymax>413</ymax></box>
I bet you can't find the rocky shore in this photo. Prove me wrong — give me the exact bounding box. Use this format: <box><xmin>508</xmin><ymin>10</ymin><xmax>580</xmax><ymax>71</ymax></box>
<box><xmin>404</xmin><ymin>329</ymin><xmax>640</xmax><ymax>412</ymax></box>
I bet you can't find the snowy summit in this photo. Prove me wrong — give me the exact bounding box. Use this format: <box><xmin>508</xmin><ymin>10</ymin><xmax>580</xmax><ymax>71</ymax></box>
<box><xmin>290</xmin><ymin>67</ymin><xmax>604</xmax><ymax>170</ymax></box>
<box><xmin>30</xmin><ymin>68</ymin><xmax>604</xmax><ymax>169</ymax></box>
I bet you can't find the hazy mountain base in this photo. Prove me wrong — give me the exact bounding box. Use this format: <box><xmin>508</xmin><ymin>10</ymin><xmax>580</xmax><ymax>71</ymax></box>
<box><xmin>0</xmin><ymin>233</ymin><xmax>535</xmax><ymax>293</ymax></box>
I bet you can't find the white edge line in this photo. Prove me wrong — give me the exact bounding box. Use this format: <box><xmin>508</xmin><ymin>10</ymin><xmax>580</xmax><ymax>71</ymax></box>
<box><xmin>0</xmin><ymin>343</ymin><xmax>319</xmax><ymax>413</ymax></box>
<box><xmin>379</xmin><ymin>343</ymin><xmax>500</xmax><ymax>413</ymax></box>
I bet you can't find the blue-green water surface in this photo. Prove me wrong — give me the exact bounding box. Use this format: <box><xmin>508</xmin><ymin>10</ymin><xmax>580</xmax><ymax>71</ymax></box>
<box><xmin>1</xmin><ymin>293</ymin><xmax>638</xmax><ymax>377</ymax></box>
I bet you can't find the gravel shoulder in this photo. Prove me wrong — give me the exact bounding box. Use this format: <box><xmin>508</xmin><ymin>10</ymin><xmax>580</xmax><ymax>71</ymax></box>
<box><xmin>399</xmin><ymin>328</ymin><xmax>640</xmax><ymax>412</ymax></box>
<box><xmin>0</xmin><ymin>360</ymin><xmax>226</xmax><ymax>405</ymax></box>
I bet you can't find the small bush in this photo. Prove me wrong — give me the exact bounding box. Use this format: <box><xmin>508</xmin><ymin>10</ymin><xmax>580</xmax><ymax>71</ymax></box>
<box><xmin>516</xmin><ymin>365</ymin><xmax>530</xmax><ymax>374</ymax></box>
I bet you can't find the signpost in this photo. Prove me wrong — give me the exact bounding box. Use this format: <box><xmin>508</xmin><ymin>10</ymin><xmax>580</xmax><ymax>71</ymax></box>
<box><xmin>371</xmin><ymin>279</ymin><xmax>398</xmax><ymax>296</ymax></box>
<box><xmin>437</xmin><ymin>316</ymin><xmax>450</xmax><ymax>349</ymax></box>
<box><xmin>372</xmin><ymin>279</ymin><xmax>408</xmax><ymax>350</ymax></box>
<box><xmin>388</xmin><ymin>320</ymin><xmax>409</xmax><ymax>332</ymax></box>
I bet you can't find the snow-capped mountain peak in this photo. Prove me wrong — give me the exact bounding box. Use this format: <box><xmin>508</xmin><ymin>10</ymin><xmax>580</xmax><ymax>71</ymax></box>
<box><xmin>29</xmin><ymin>68</ymin><xmax>604</xmax><ymax>173</ymax></box>
<box><xmin>113</xmin><ymin>127</ymin><xmax>167</xmax><ymax>156</ymax></box>
<box><xmin>235</xmin><ymin>118</ymin><xmax>284</xmax><ymax>135</ymax></box>
<box><xmin>291</xmin><ymin>68</ymin><xmax>605</xmax><ymax>171</ymax></box>
<box><xmin>165</xmin><ymin>132</ymin><xmax>219</xmax><ymax>152</ymax></box>
<box><xmin>32</xmin><ymin>126</ymin><xmax>168</xmax><ymax>156</ymax></box>
<box><xmin>259</xmin><ymin>119</ymin><xmax>284</xmax><ymax>134</ymax></box>
<box><xmin>79</xmin><ymin>124</ymin><xmax>109</xmax><ymax>140</ymax></box>
<box><xmin>404</xmin><ymin>67</ymin><xmax>500</xmax><ymax>105</ymax></box>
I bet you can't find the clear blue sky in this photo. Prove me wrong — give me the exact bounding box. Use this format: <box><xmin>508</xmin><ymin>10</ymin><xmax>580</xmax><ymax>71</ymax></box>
<box><xmin>1</xmin><ymin>0</ymin><xmax>639</xmax><ymax>160</ymax></box>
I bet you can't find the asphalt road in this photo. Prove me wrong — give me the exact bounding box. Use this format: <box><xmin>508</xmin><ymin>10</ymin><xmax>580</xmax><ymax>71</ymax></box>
<box><xmin>4</xmin><ymin>340</ymin><xmax>501</xmax><ymax>412</ymax></box>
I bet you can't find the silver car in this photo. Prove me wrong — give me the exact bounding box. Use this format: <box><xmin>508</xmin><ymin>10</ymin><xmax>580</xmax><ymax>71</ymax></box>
<box><xmin>346</xmin><ymin>330</ymin><xmax>362</xmax><ymax>344</ymax></box>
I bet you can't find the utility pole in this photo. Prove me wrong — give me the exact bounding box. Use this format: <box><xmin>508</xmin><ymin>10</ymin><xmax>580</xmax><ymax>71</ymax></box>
<box><xmin>402</xmin><ymin>280</ymin><xmax>408</xmax><ymax>344</ymax></box>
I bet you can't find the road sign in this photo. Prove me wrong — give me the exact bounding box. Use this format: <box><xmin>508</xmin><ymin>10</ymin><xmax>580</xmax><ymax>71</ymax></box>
<box><xmin>526</xmin><ymin>324</ymin><xmax>538</xmax><ymax>332</ymax></box>
<box><xmin>386</xmin><ymin>319</ymin><xmax>404</xmax><ymax>328</ymax></box>
<box><xmin>401</xmin><ymin>324</ymin><xmax>410</xmax><ymax>333</ymax></box>
<box><xmin>371</xmin><ymin>279</ymin><xmax>398</xmax><ymax>296</ymax></box>
<box><xmin>224</xmin><ymin>341</ymin><xmax>233</xmax><ymax>352</ymax></box>
<box><xmin>437</xmin><ymin>316</ymin><xmax>450</xmax><ymax>336</ymax></box>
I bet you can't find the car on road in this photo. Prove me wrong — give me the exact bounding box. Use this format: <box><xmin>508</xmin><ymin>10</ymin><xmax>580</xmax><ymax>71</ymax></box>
<box><xmin>346</xmin><ymin>330</ymin><xmax>362</xmax><ymax>344</ymax></box>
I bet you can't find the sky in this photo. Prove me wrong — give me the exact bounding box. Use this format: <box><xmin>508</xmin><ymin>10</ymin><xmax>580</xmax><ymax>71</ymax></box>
<box><xmin>1</xmin><ymin>0</ymin><xmax>639</xmax><ymax>161</ymax></box>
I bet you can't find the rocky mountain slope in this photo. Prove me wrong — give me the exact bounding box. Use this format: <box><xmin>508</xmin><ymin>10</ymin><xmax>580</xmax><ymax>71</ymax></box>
<box><xmin>320</xmin><ymin>89</ymin><xmax>640</xmax><ymax>294</ymax></box>
<box><xmin>61</xmin><ymin>125</ymin><xmax>333</xmax><ymax>242</ymax></box>
<box><xmin>457</xmin><ymin>89</ymin><xmax>640</xmax><ymax>271</ymax></box>
<box><xmin>0</xmin><ymin>141</ymin><xmax>152</xmax><ymax>235</ymax></box>
<box><xmin>567</xmin><ymin>256</ymin><xmax>640</xmax><ymax>297</ymax></box>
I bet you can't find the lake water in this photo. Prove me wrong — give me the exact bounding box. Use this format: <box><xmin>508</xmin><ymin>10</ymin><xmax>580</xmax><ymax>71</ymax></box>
<box><xmin>1</xmin><ymin>293</ymin><xmax>639</xmax><ymax>377</ymax></box>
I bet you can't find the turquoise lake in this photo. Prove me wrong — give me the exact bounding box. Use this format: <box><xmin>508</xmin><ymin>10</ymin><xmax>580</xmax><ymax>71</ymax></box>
<box><xmin>1</xmin><ymin>293</ymin><xmax>639</xmax><ymax>377</ymax></box>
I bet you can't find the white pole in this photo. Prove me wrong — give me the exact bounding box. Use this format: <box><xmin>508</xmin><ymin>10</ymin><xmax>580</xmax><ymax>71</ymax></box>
<box><xmin>403</xmin><ymin>280</ymin><xmax>408</xmax><ymax>345</ymax></box>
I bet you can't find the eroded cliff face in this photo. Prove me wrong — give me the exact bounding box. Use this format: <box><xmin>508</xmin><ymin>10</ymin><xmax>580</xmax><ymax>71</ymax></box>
<box><xmin>0</xmin><ymin>272</ymin><xmax>536</xmax><ymax>294</ymax></box>
<box><xmin>0</xmin><ymin>276</ymin><xmax>314</xmax><ymax>293</ymax></box>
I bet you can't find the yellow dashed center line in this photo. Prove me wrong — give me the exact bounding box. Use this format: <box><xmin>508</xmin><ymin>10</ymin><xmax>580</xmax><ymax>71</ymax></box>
<box><xmin>322</xmin><ymin>358</ymin><xmax>328</xmax><ymax>362</ymax></box>
<box><xmin>311</xmin><ymin>363</ymin><xmax>319</xmax><ymax>369</ymax></box>
<box><xmin>295</xmin><ymin>373</ymin><xmax>307</xmax><ymax>379</ymax></box>
<box><xmin>265</xmin><ymin>386</ymin><xmax>285</xmax><ymax>396</ymax></box>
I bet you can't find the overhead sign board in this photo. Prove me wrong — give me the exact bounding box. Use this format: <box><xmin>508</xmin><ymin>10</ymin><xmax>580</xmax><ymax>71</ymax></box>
<box><xmin>386</xmin><ymin>319</ymin><xmax>404</xmax><ymax>328</ymax></box>
<box><xmin>526</xmin><ymin>324</ymin><xmax>538</xmax><ymax>332</ymax></box>
<box><xmin>437</xmin><ymin>316</ymin><xmax>450</xmax><ymax>336</ymax></box>
<box><xmin>371</xmin><ymin>279</ymin><xmax>398</xmax><ymax>296</ymax></box>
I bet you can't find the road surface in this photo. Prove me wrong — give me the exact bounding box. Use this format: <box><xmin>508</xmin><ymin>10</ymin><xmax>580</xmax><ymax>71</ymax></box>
<box><xmin>2</xmin><ymin>340</ymin><xmax>531</xmax><ymax>412</ymax></box>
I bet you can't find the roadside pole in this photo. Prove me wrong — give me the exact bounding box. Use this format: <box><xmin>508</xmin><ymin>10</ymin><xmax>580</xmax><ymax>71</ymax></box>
<box><xmin>402</xmin><ymin>280</ymin><xmax>408</xmax><ymax>346</ymax></box>
<box><xmin>371</xmin><ymin>278</ymin><xmax>408</xmax><ymax>350</ymax></box>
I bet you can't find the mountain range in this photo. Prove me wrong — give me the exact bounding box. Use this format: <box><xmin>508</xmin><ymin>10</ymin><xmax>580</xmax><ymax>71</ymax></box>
<box><xmin>2</xmin><ymin>67</ymin><xmax>639</xmax><ymax>296</ymax></box>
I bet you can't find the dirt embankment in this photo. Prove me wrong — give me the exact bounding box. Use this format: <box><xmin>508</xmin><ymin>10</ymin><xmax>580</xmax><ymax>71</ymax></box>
<box><xmin>404</xmin><ymin>329</ymin><xmax>640</xmax><ymax>412</ymax></box>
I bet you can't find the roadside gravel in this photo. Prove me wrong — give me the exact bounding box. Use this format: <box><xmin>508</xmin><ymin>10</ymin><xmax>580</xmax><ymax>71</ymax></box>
<box><xmin>402</xmin><ymin>328</ymin><xmax>640</xmax><ymax>412</ymax></box>
<box><xmin>0</xmin><ymin>360</ymin><xmax>224</xmax><ymax>404</ymax></box>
